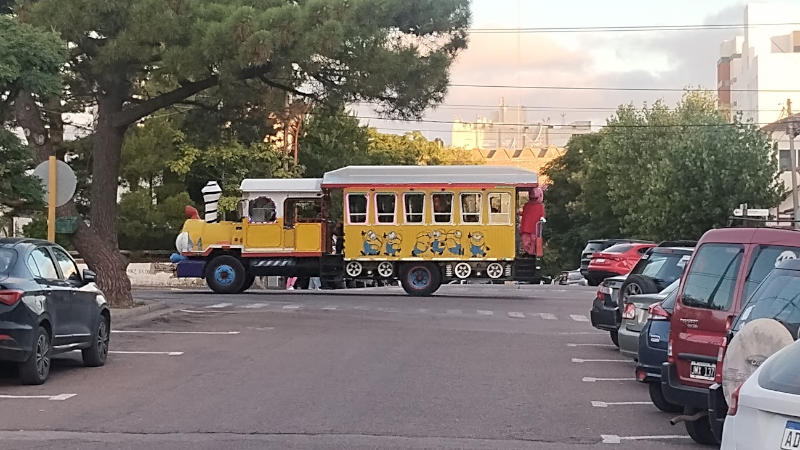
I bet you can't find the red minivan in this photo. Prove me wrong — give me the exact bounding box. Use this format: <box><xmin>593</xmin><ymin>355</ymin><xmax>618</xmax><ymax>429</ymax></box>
<box><xmin>661</xmin><ymin>228</ymin><xmax>800</xmax><ymax>444</ymax></box>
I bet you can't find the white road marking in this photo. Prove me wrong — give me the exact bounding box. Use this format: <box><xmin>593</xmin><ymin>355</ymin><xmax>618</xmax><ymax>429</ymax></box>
<box><xmin>109</xmin><ymin>351</ymin><xmax>184</xmax><ymax>356</ymax></box>
<box><xmin>591</xmin><ymin>401</ymin><xmax>652</xmax><ymax>408</ymax></box>
<box><xmin>567</xmin><ymin>343</ymin><xmax>617</xmax><ymax>348</ymax></box>
<box><xmin>113</xmin><ymin>330</ymin><xmax>240</xmax><ymax>335</ymax></box>
<box><xmin>601</xmin><ymin>434</ymin><xmax>691</xmax><ymax>444</ymax></box>
<box><xmin>282</xmin><ymin>305</ymin><xmax>302</xmax><ymax>310</ymax></box>
<box><xmin>572</xmin><ymin>358</ymin><xmax>630</xmax><ymax>363</ymax></box>
<box><xmin>240</xmin><ymin>303</ymin><xmax>269</xmax><ymax>309</ymax></box>
<box><xmin>570</xmin><ymin>314</ymin><xmax>590</xmax><ymax>322</ymax></box>
<box><xmin>476</xmin><ymin>310</ymin><xmax>494</xmax><ymax>316</ymax></box>
<box><xmin>354</xmin><ymin>306</ymin><xmax>370</xmax><ymax>311</ymax></box>
<box><xmin>179</xmin><ymin>309</ymin><xmax>234</xmax><ymax>314</ymax></box>
<box><xmin>322</xmin><ymin>306</ymin><xmax>339</xmax><ymax>311</ymax></box>
<box><xmin>205</xmin><ymin>303</ymin><xmax>232</xmax><ymax>309</ymax></box>
<box><xmin>447</xmin><ymin>309</ymin><xmax>463</xmax><ymax>315</ymax></box>
<box><xmin>583</xmin><ymin>377</ymin><xmax>637</xmax><ymax>382</ymax></box>
<box><xmin>507</xmin><ymin>312</ymin><xmax>526</xmax><ymax>319</ymax></box>
<box><xmin>539</xmin><ymin>313</ymin><xmax>557</xmax><ymax>320</ymax></box>
<box><xmin>0</xmin><ymin>393</ymin><xmax>76</xmax><ymax>401</ymax></box>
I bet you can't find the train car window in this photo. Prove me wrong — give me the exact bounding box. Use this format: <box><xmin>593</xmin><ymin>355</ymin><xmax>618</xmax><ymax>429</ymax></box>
<box><xmin>432</xmin><ymin>193</ymin><xmax>453</xmax><ymax>223</ymax></box>
<box><xmin>285</xmin><ymin>199</ymin><xmax>322</xmax><ymax>227</ymax></box>
<box><xmin>347</xmin><ymin>193</ymin><xmax>368</xmax><ymax>224</ymax></box>
<box><xmin>249</xmin><ymin>196</ymin><xmax>276</xmax><ymax>223</ymax></box>
<box><xmin>376</xmin><ymin>193</ymin><xmax>397</xmax><ymax>224</ymax></box>
<box><xmin>460</xmin><ymin>193</ymin><xmax>481</xmax><ymax>223</ymax></box>
<box><xmin>488</xmin><ymin>193</ymin><xmax>511</xmax><ymax>224</ymax></box>
<box><xmin>403</xmin><ymin>193</ymin><xmax>425</xmax><ymax>224</ymax></box>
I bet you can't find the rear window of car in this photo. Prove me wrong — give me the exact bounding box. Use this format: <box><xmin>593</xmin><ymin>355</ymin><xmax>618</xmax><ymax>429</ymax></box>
<box><xmin>743</xmin><ymin>246</ymin><xmax>800</xmax><ymax>301</ymax></box>
<box><xmin>638</xmin><ymin>251</ymin><xmax>691</xmax><ymax>283</ymax></box>
<box><xmin>0</xmin><ymin>249</ymin><xmax>16</xmax><ymax>273</ymax></box>
<box><xmin>758</xmin><ymin>342</ymin><xmax>800</xmax><ymax>395</ymax></box>
<box><xmin>681</xmin><ymin>243</ymin><xmax>744</xmax><ymax>311</ymax></box>
<box><xmin>602</xmin><ymin>244</ymin><xmax>633</xmax><ymax>254</ymax></box>
<box><xmin>734</xmin><ymin>268</ymin><xmax>800</xmax><ymax>333</ymax></box>
<box><xmin>662</xmin><ymin>288</ymin><xmax>679</xmax><ymax>310</ymax></box>
<box><xmin>584</xmin><ymin>242</ymin><xmax>610</xmax><ymax>253</ymax></box>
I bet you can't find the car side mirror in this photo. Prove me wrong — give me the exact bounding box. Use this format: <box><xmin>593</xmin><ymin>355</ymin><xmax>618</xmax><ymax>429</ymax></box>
<box><xmin>82</xmin><ymin>269</ymin><xmax>97</xmax><ymax>283</ymax></box>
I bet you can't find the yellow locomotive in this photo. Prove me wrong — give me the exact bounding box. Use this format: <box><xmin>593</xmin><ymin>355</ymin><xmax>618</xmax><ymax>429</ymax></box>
<box><xmin>175</xmin><ymin>166</ymin><xmax>543</xmax><ymax>296</ymax></box>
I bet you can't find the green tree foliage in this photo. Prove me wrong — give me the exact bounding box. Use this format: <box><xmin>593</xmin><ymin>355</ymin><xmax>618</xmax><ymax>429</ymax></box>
<box><xmin>543</xmin><ymin>92</ymin><xmax>782</xmax><ymax>274</ymax></box>
<box><xmin>0</xmin><ymin>130</ymin><xmax>43</xmax><ymax>209</ymax></box>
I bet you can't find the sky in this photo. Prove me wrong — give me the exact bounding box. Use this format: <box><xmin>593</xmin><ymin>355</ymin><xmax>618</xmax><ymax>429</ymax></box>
<box><xmin>359</xmin><ymin>0</ymin><xmax>751</xmax><ymax>144</ymax></box>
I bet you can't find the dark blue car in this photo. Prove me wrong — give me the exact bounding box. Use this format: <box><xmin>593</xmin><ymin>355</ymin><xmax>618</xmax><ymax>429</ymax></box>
<box><xmin>0</xmin><ymin>238</ymin><xmax>110</xmax><ymax>384</ymax></box>
<box><xmin>636</xmin><ymin>286</ymin><xmax>681</xmax><ymax>413</ymax></box>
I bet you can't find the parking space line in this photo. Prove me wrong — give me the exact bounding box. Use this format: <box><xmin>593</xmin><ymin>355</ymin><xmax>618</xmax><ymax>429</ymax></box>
<box><xmin>322</xmin><ymin>306</ymin><xmax>339</xmax><ymax>311</ymax></box>
<box><xmin>571</xmin><ymin>358</ymin><xmax>630</xmax><ymax>363</ymax></box>
<box><xmin>600</xmin><ymin>434</ymin><xmax>691</xmax><ymax>444</ymax></box>
<box><xmin>110</xmin><ymin>351</ymin><xmax>184</xmax><ymax>356</ymax></box>
<box><xmin>582</xmin><ymin>377</ymin><xmax>636</xmax><ymax>382</ymax></box>
<box><xmin>282</xmin><ymin>305</ymin><xmax>302</xmax><ymax>310</ymax></box>
<box><xmin>476</xmin><ymin>310</ymin><xmax>494</xmax><ymax>315</ymax></box>
<box><xmin>113</xmin><ymin>330</ymin><xmax>240</xmax><ymax>335</ymax></box>
<box><xmin>240</xmin><ymin>303</ymin><xmax>269</xmax><ymax>309</ymax></box>
<box><xmin>570</xmin><ymin>314</ymin><xmax>590</xmax><ymax>322</ymax></box>
<box><xmin>591</xmin><ymin>401</ymin><xmax>651</xmax><ymax>408</ymax></box>
<box><xmin>539</xmin><ymin>313</ymin><xmax>557</xmax><ymax>320</ymax></box>
<box><xmin>205</xmin><ymin>303</ymin><xmax>232</xmax><ymax>309</ymax></box>
<box><xmin>507</xmin><ymin>312</ymin><xmax>526</xmax><ymax>318</ymax></box>
<box><xmin>567</xmin><ymin>343</ymin><xmax>617</xmax><ymax>348</ymax></box>
<box><xmin>0</xmin><ymin>393</ymin><xmax>76</xmax><ymax>401</ymax></box>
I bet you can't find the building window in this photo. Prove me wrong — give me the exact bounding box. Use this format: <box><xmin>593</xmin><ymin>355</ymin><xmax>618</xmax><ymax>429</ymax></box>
<box><xmin>375</xmin><ymin>193</ymin><xmax>397</xmax><ymax>224</ymax></box>
<box><xmin>780</xmin><ymin>150</ymin><xmax>794</xmax><ymax>172</ymax></box>
<box><xmin>347</xmin><ymin>193</ymin><xmax>368</xmax><ymax>224</ymax></box>
<box><xmin>432</xmin><ymin>193</ymin><xmax>453</xmax><ymax>223</ymax></box>
<box><xmin>488</xmin><ymin>193</ymin><xmax>511</xmax><ymax>224</ymax></box>
<box><xmin>460</xmin><ymin>193</ymin><xmax>481</xmax><ymax>223</ymax></box>
<box><xmin>249</xmin><ymin>196</ymin><xmax>276</xmax><ymax>223</ymax></box>
<box><xmin>404</xmin><ymin>193</ymin><xmax>425</xmax><ymax>224</ymax></box>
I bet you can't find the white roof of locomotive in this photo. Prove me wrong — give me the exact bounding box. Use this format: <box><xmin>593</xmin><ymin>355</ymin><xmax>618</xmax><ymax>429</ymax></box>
<box><xmin>240</xmin><ymin>178</ymin><xmax>323</xmax><ymax>193</ymax></box>
<box><xmin>322</xmin><ymin>165</ymin><xmax>538</xmax><ymax>186</ymax></box>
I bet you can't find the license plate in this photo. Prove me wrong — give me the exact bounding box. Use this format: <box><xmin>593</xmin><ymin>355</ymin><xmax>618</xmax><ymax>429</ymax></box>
<box><xmin>595</xmin><ymin>258</ymin><xmax>606</xmax><ymax>263</ymax></box>
<box><xmin>781</xmin><ymin>421</ymin><xmax>800</xmax><ymax>449</ymax></box>
<box><xmin>689</xmin><ymin>361</ymin><xmax>716</xmax><ymax>381</ymax></box>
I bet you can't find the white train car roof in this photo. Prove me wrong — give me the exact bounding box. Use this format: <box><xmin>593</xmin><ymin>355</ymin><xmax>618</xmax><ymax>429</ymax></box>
<box><xmin>240</xmin><ymin>178</ymin><xmax>323</xmax><ymax>196</ymax></box>
<box><xmin>321</xmin><ymin>165</ymin><xmax>538</xmax><ymax>187</ymax></box>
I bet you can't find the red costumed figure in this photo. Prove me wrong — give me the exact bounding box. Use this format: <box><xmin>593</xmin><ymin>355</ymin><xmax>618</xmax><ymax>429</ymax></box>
<box><xmin>520</xmin><ymin>187</ymin><xmax>545</xmax><ymax>255</ymax></box>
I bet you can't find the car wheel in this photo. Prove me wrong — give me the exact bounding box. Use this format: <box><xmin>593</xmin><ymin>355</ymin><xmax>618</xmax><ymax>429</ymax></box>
<box><xmin>400</xmin><ymin>263</ymin><xmax>442</xmax><ymax>296</ymax></box>
<box><xmin>19</xmin><ymin>326</ymin><xmax>51</xmax><ymax>385</ymax></box>
<box><xmin>205</xmin><ymin>255</ymin><xmax>246</xmax><ymax>294</ymax></box>
<box><xmin>587</xmin><ymin>279</ymin><xmax>600</xmax><ymax>287</ymax></box>
<box><xmin>82</xmin><ymin>314</ymin><xmax>110</xmax><ymax>367</ymax></box>
<box><xmin>684</xmin><ymin>408</ymin><xmax>719</xmax><ymax>445</ymax></box>
<box><xmin>619</xmin><ymin>274</ymin><xmax>658</xmax><ymax>303</ymax></box>
<box><xmin>648</xmin><ymin>382</ymin><xmax>681</xmax><ymax>413</ymax></box>
<box><xmin>609</xmin><ymin>330</ymin><xmax>619</xmax><ymax>347</ymax></box>
<box><xmin>238</xmin><ymin>273</ymin><xmax>256</xmax><ymax>293</ymax></box>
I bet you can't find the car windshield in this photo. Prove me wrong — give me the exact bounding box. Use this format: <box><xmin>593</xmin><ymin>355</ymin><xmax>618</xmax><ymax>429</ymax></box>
<box><xmin>601</xmin><ymin>244</ymin><xmax>632</xmax><ymax>254</ymax></box>
<box><xmin>635</xmin><ymin>251</ymin><xmax>691</xmax><ymax>284</ymax></box>
<box><xmin>0</xmin><ymin>249</ymin><xmax>16</xmax><ymax>273</ymax></box>
<box><xmin>733</xmin><ymin>268</ymin><xmax>800</xmax><ymax>333</ymax></box>
<box><xmin>662</xmin><ymin>288</ymin><xmax>679</xmax><ymax>310</ymax></box>
<box><xmin>759</xmin><ymin>341</ymin><xmax>800</xmax><ymax>395</ymax></box>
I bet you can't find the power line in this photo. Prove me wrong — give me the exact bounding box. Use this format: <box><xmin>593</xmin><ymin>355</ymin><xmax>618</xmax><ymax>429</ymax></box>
<box><xmin>355</xmin><ymin>101</ymin><xmax>786</xmax><ymax>113</ymax></box>
<box><xmin>468</xmin><ymin>22</ymin><xmax>800</xmax><ymax>34</ymax></box>
<box><xmin>446</xmin><ymin>83</ymin><xmax>800</xmax><ymax>93</ymax></box>
<box><xmin>356</xmin><ymin>115</ymin><xmax>778</xmax><ymax>128</ymax></box>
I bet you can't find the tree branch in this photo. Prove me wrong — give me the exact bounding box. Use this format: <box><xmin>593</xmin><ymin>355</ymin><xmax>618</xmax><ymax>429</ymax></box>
<box><xmin>258</xmin><ymin>75</ymin><xmax>318</xmax><ymax>100</ymax></box>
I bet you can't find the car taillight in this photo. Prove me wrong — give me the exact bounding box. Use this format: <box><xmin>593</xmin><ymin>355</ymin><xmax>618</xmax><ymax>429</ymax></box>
<box><xmin>622</xmin><ymin>303</ymin><xmax>636</xmax><ymax>320</ymax></box>
<box><xmin>0</xmin><ymin>290</ymin><xmax>23</xmax><ymax>306</ymax></box>
<box><xmin>715</xmin><ymin>344</ymin><xmax>726</xmax><ymax>384</ymax></box>
<box><xmin>647</xmin><ymin>303</ymin><xmax>670</xmax><ymax>321</ymax></box>
<box><xmin>598</xmin><ymin>285</ymin><xmax>612</xmax><ymax>295</ymax></box>
<box><xmin>667</xmin><ymin>338</ymin><xmax>674</xmax><ymax>363</ymax></box>
<box><xmin>728</xmin><ymin>384</ymin><xmax>743</xmax><ymax>416</ymax></box>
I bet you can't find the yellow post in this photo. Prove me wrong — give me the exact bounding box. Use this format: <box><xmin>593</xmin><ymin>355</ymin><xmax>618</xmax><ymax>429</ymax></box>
<box><xmin>47</xmin><ymin>155</ymin><xmax>56</xmax><ymax>242</ymax></box>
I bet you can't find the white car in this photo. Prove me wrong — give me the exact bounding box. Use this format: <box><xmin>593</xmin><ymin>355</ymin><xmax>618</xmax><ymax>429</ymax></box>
<box><xmin>722</xmin><ymin>340</ymin><xmax>800</xmax><ymax>449</ymax></box>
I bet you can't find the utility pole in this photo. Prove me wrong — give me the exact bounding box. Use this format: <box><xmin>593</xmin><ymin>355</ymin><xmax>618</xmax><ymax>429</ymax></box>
<box><xmin>788</xmin><ymin>99</ymin><xmax>799</xmax><ymax>229</ymax></box>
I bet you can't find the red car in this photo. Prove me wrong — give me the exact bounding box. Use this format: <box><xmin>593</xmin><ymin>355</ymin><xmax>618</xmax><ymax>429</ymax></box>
<box><xmin>661</xmin><ymin>227</ymin><xmax>800</xmax><ymax>445</ymax></box>
<box><xmin>585</xmin><ymin>242</ymin><xmax>656</xmax><ymax>285</ymax></box>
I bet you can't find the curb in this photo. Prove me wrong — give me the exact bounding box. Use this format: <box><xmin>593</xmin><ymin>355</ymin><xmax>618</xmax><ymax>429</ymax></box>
<box><xmin>111</xmin><ymin>301</ymin><xmax>169</xmax><ymax>323</ymax></box>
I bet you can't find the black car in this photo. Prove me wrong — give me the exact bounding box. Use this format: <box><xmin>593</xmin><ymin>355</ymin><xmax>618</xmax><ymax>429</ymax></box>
<box><xmin>0</xmin><ymin>238</ymin><xmax>110</xmax><ymax>384</ymax></box>
<box><xmin>635</xmin><ymin>286</ymin><xmax>681</xmax><ymax>413</ymax></box>
<box><xmin>580</xmin><ymin>239</ymin><xmax>652</xmax><ymax>286</ymax></box>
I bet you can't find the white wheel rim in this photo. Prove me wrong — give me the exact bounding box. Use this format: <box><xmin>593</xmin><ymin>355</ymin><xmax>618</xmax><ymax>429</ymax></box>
<box><xmin>487</xmin><ymin>263</ymin><xmax>503</xmax><ymax>279</ymax></box>
<box><xmin>454</xmin><ymin>262</ymin><xmax>471</xmax><ymax>279</ymax></box>
<box><xmin>377</xmin><ymin>262</ymin><xmax>394</xmax><ymax>278</ymax></box>
<box><xmin>346</xmin><ymin>261</ymin><xmax>363</xmax><ymax>277</ymax></box>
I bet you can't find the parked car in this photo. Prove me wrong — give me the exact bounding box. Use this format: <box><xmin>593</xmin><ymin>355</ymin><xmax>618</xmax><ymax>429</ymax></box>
<box><xmin>554</xmin><ymin>269</ymin><xmax>587</xmax><ymax>286</ymax></box>
<box><xmin>585</xmin><ymin>242</ymin><xmax>656</xmax><ymax>286</ymax></box>
<box><xmin>590</xmin><ymin>275</ymin><xmax>627</xmax><ymax>346</ymax></box>
<box><xmin>618</xmin><ymin>243</ymin><xmax>695</xmax><ymax>304</ymax></box>
<box><xmin>662</xmin><ymin>228</ymin><xmax>800</xmax><ymax>445</ymax></box>
<box><xmin>619</xmin><ymin>279</ymin><xmax>680</xmax><ymax>360</ymax></box>
<box><xmin>0</xmin><ymin>238</ymin><xmax>110</xmax><ymax>384</ymax></box>
<box><xmin>580</xmin><ymin>239</ymin><xmax>652</xmax><ymax>286</ymax></box>
<box><xmin>721</xmin><ymin>339</ymin><xmax>800</xmax><ymax>449</ymax></box>
<box><xmin>590</xmin><ymin>242</ymin><xmax>692</xmax><ymax>348</ymax></box>
<box><xmin>636</xmin><ymin>284</ymin><xmax>681</xmax><ymax>413</ymax></box>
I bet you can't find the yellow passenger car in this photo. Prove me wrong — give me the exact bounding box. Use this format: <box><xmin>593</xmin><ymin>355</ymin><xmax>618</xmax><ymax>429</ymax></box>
<box><xmin>175</xmin><ymin>166</ymin><xmax>542</xmax><ymax>296</ymax></box>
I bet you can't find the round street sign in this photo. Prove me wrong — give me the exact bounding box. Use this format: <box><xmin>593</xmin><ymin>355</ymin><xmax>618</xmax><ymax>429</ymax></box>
<box><xmin>33</xmin><ymin>159</ymin><xmax>77</xmax><ymax>207</ymax></box>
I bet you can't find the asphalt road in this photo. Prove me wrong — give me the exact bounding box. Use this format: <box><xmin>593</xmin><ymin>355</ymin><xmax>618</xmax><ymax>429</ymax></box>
<box><xmin>0</xmin><ymin>284</ymin><xmax>705</xmax><ymax>449</ymax></box>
